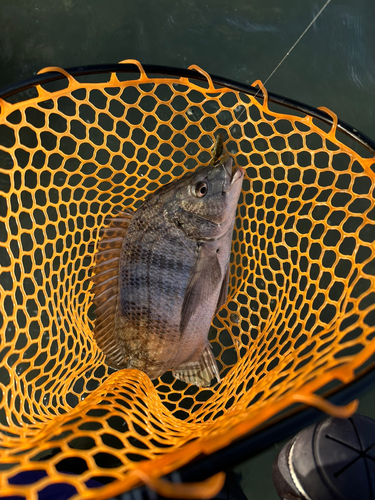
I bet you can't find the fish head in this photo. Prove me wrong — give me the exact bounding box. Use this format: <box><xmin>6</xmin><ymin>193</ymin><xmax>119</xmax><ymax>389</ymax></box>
<box><xmin>171</xmin><ymin>156</ymin><xmax>244</xmax><ymax>240</ymax></box>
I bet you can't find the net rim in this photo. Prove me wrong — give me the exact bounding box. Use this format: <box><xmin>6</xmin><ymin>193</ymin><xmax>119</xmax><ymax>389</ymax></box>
<box><xmin>0</xmin><ymin>62</ymin><xmax>374</xmax><ymax>155</ymax></box>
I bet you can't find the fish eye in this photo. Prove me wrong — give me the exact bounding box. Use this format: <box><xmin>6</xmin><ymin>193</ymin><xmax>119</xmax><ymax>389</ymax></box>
<box><xmin>193</xmin><ymin>181</ymin><xmax>208</xmax><ymax>198</ymax></box>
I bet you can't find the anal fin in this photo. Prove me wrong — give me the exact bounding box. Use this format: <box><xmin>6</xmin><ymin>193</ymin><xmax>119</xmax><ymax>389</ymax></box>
<box><xmin>172</xmin><ymin>344</ymin><xmax>220</xmax><ymax>387</ymax></box>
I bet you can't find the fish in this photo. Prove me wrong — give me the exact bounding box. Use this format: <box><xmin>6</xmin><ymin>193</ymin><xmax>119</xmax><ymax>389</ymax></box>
<box><xmin>91</xmin><ymin>135</ymin><xmax>244</xmax><ymax>387</ymax></box>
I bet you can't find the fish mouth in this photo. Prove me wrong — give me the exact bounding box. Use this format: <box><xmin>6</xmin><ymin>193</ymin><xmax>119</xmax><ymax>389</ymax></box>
<box><xmin>231</xmin><ymin>166</ymin><xmax>244</xmax><ymax>185</ymax></box>
<box><xmin>222</xmin><ymin>157</ymin><xmax>244</xmax><ymax>191</ymax></box>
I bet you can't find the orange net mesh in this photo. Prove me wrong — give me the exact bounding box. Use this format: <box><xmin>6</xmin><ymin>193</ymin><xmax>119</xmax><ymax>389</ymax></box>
<box><xmin>0</xmin><ymin>61</ymin><xmax>375</xmax><ymax>499</ymax></box>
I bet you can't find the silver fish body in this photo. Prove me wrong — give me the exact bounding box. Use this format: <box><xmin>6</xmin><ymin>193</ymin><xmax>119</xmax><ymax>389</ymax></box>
<box><xmin>92</xmin><ymin>145</ymin><xmax>244</xmax><ymax>387</ymax></box>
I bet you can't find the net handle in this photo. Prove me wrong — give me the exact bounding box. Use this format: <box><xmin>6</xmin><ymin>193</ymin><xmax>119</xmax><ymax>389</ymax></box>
<box><xmin>132</xmin><ymin>470</ymin><xmax>226</xmax><ymax>499</ymax></box>
<box><xmin>118</xmin><ymin>59</ymin><xmax>148</xmax><ymax>81</ymax></box>
<box><xmin>293</xmin><ymin>393</ymin><xmax>358</xmax><ymax>418</ymax></box>
<box><xmin>318</xmin><ymin>106</ymin><xmax>338</xmax><ymax>140</ymax></box>
<box><xmin>36</xmin><ymin>66</ymin><xmax>79</xmax><ymax>96</ymax></box>
<box><xmin>251</xmin><ymin>79</ymin><xmax>269</xmax><ymax>107</ymax></box>
<box><xmin>180</xmin><ymin>64</ymin><xmax>217</xmax><ymax>91</ymax></box>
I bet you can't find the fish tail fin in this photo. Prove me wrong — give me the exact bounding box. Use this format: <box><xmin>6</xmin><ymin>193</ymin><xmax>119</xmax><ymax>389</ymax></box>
<box><xmin>172</xmin><ymin>344</ymin><xmax>220</xmax><ymax>387</ymax></box>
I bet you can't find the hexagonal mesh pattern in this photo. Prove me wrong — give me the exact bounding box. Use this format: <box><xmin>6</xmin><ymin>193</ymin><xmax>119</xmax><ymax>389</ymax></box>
<box><xmin>0</xmin><ymin>62</ymin><xmax>375</xmax><ymax>499</ymax></box>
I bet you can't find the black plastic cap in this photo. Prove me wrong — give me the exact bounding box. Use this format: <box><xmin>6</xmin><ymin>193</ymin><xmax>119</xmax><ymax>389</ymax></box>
<box><xmin>272</xmin><ymin>413</ymin><xmax>375</xmax><ymax>500</ymax></box>
<box><xmin>272</xmin><ymin>438</ymin><xmax>302</xmax><ymax>500</ymax></box>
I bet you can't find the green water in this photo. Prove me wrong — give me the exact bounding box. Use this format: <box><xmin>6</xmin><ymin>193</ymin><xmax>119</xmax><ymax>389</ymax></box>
<box><xmin>1</xmin><ymin>0</ymin><xmax>374</xmax><ymax>140</ymax></box>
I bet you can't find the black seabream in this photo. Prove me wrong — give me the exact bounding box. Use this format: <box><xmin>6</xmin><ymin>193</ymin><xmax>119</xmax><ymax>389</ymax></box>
<box><xmin>91</xmin><ymin>136</ymin><xmax>244</xmax><ymax>387</ymax></box>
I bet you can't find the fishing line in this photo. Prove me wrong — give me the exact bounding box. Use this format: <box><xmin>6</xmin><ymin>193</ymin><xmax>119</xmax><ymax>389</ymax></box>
<box><xmin>261</xmin><ymin>0</ymin><xmax>332</xmax><ymax>90</ymax></box>
<box><xmin>216</xmin><ymin>0</ymin><xmax>332</xmax><ymax>145</ymax></box>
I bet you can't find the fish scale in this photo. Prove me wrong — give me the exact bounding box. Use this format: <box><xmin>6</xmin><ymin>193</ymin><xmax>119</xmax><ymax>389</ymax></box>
<box><xmin>119</xmin><ymin>226</ymin><xmax>193</xmax><ymax>373</ymax></box>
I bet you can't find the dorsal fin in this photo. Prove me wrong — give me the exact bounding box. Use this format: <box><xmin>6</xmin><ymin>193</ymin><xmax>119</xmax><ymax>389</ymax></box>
<box><xmin>91</xmin><ymin>208</ymin><xmax>134</xmax><ymax>368</ymax></box>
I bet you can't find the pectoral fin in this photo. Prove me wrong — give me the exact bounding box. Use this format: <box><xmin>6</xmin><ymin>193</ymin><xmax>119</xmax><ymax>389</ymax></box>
<box><xmin>180</xmin><ymin>244</ymin><xmax>222</xmax><ymax>336</ymax></box>
<box><xmin>215</xmin><ymin>263</ymin><xmax>230</xmax><ymax>314</ymax></box>
<box><xmin>172</xmin><ymin>344</ymin><xmax>220</xmax><ymax>387</ymax></box>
